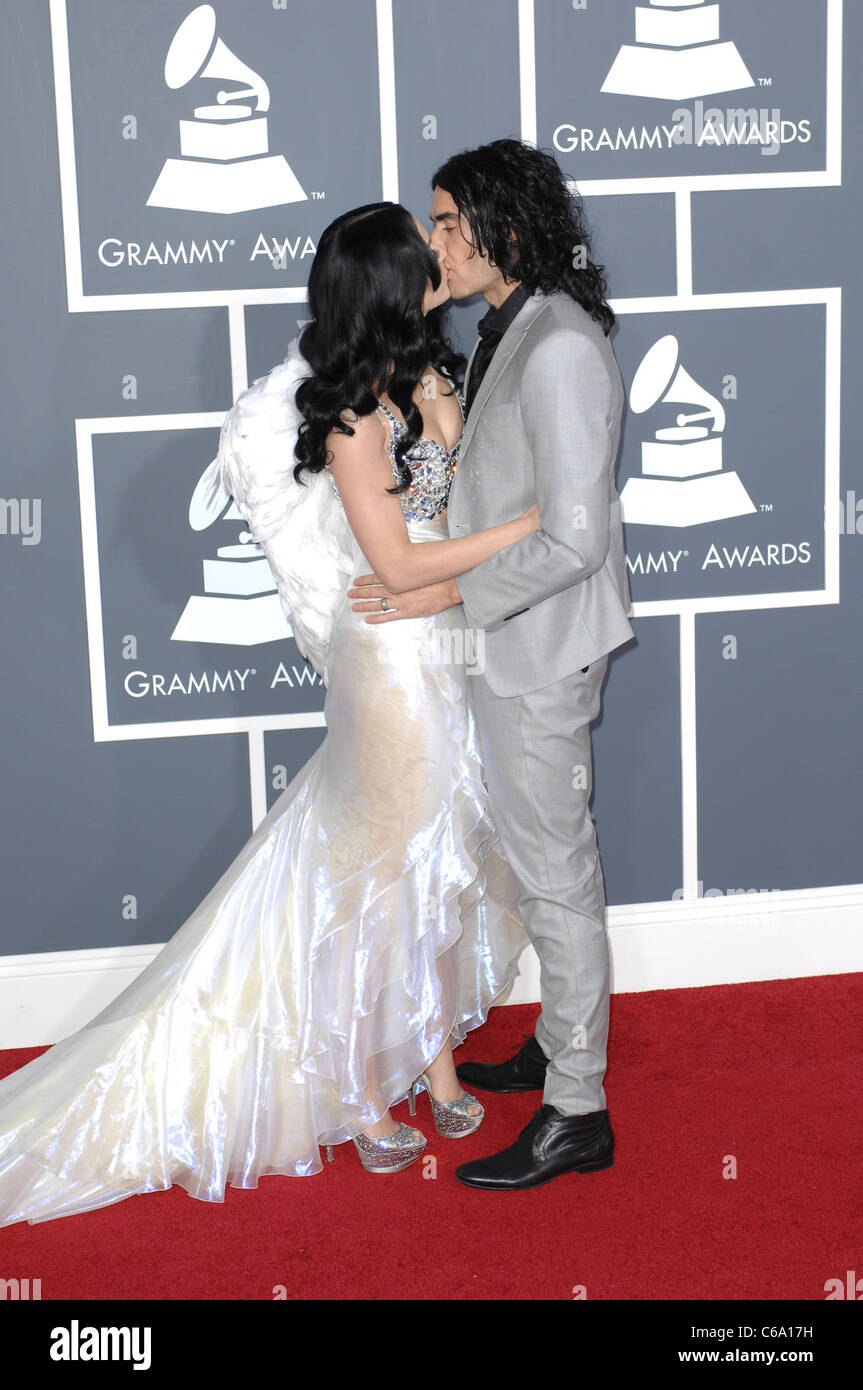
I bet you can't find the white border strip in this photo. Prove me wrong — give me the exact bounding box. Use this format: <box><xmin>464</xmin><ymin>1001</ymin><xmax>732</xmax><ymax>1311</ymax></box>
<box><xmin>227</xmin><ymin>302</ymin><xmax>249</xmax><ymax>401</ymax></box>
<box><xmin>376</xmin><ymin>0</ymin><xmax>398</xmax><ymax>202</ymax></box>
<box><xmin>3</xmin><ymin>886</ymin><xmax>861</xmax><ymax>1048</ymax></box>
<box><xmin>518</xmin><ymin>0</ymin><xmax>537</xmax><ymax>148</ymax></box>
<box><xmin>674</xmin><ymin>190</ymin><xmax>693</xmax><ymax>298</ymax></box>
<box><xmin>679</xmin><ymin>611</ymin><xmax>699</xmax><ymax>901</ymax></box>
<box><xmin>49</xmin><ymin>0</ymin><xmax>84</xmax><ymax>311</ymax></box>
<box><xmin>825</xmin><ymin>0</ymin><xmax>844</xmax><ymax>184</ymax></box>
<box><xmin>248</xmin><ymin>727</ymin><xmax>268</xmax><ymax>830</ymax></box>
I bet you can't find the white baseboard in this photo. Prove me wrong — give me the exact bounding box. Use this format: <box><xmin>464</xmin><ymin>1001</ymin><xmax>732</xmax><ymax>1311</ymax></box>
<box><xmin>2</xmin><ymin>885</ymin><xmax>861</xmax><ymax>1049</ymax></box>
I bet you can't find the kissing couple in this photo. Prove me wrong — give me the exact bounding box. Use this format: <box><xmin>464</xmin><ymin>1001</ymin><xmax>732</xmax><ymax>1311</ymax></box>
<box><xmin>0</xmin><ymin>138</ymin><xmax>633</xmax><ymax>1228</ymax></box>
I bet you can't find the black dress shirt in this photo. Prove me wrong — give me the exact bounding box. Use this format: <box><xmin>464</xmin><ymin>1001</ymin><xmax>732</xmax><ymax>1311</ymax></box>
<box><xmin>464</xmin><ymin>283</ymin><xmax>529</xmax><ymax>417</ymax></box>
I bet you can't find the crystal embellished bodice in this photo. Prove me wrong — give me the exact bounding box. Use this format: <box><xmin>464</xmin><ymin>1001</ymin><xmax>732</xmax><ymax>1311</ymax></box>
<box><xmin>329</xmin><ymin>394</ymin><xmax>463</xmax><ymax>522</ymax></box>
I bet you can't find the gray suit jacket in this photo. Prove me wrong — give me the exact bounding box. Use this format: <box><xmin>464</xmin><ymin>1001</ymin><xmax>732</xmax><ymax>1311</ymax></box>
<box><xmin>447</xmin><ymin>290</ymin><xmax>635</xmax><ymax>697</ymax></box>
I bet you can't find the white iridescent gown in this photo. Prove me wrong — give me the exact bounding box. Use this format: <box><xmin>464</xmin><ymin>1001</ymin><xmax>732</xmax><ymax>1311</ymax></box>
<box><xmin>0</xmin><ymin>358</ymin><xmax>529</xmax><ymax>1227</ymax></box>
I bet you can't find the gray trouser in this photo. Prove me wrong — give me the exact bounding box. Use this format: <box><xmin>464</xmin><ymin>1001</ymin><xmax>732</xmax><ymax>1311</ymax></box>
<box><xmin>468</xmin><ymin>656</ymin><xmax>611</xmax><ymax>1116</ymax></box>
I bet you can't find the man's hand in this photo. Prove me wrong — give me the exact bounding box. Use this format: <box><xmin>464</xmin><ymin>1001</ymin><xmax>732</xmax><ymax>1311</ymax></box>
<box><xmin>347</xmin><ymin>573</ymin><xmax>463</xmax><ymax>622</ymax></box>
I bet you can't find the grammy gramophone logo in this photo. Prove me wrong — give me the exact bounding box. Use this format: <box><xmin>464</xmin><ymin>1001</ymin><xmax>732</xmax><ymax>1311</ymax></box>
<box><xmin>171</xmin><ymin>451</ymin><xmax>291</xmax><ymax>646</ymax></box>
<box><xmin>147</xmin><ymin>3</ymin><xmax>307</xmax><ymax>215</ymax></box>
<box><xmin>619</xmin><ymin>335</ymin><xmax>757</xmax><ymax>529</ymax></box>
<box><xmin>602</xmin><ymin>0</ymin><xmax>755</xmax><ymax>102</ymax></box>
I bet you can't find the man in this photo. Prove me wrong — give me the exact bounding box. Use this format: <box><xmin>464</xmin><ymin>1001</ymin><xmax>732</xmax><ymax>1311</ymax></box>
<box><xmin>348</xmin><ymin>139</ymin><xmax>634</xmax><ymax>1189</ymax></box>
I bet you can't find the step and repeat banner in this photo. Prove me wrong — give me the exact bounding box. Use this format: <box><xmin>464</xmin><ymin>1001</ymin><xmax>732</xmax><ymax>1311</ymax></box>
<box><xmin>1</xmin><ymin>0</ymin><xmax>859</xmax><ymax>971</ymax></box>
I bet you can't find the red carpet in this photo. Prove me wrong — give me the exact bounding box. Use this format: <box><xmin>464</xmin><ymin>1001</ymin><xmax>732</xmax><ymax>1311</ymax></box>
<box><xmin>0</xmin><ymin>973</ymin><xmax>860</xmax><ymax>1301</ymax></box>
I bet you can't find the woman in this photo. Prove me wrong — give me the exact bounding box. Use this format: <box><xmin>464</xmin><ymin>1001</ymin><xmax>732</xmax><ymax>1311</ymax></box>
<box><xmin>0</xmin><ymin>203</ymin><xmax>533</xmax><ymax>1225</ymax></box>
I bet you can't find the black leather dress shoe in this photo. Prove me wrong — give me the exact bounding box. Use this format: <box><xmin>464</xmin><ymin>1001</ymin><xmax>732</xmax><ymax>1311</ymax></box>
<box><xmin>455</xmin><ymin>1034</ymin><xmax>548</xmax><ymax>1093</ymax></box>
<box><xmin>455</xmin><ymin>1104</ymin><xmax>614</xmax><ymax>1190</ymax></box>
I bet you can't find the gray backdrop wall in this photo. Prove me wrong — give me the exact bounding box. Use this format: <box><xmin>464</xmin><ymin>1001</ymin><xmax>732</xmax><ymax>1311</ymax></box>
<box><xmin>0</xmin><ymin>1</ymin><xmax>860</xmax><ymax>1036</ymax></box>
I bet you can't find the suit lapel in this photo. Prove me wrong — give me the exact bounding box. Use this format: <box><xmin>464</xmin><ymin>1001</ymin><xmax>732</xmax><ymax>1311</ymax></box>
<box><xmin>462</xmin><ymin>336</ymin><xmax>481</xmax><ymax>404</ymax></box>
<box><xmin>457</xmin><ymin>292</ymin><xmax>551</xmax><ymax>460</ymax></box>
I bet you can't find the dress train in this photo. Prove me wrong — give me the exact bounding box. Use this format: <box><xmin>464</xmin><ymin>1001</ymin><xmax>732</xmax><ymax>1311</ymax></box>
<box><xmin>0</xmin><ymin>514</ymin><xmax>528</xmax><ymax>1226</ymax></box>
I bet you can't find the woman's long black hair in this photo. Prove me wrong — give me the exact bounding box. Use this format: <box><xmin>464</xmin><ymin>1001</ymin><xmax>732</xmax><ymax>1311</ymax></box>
<box><xmin>293</xmin><ymin>202</ymin><xmax>464</xmax><ymax>492</ymax></box>
<box><xmin>432</xmin><ymin>138</ymin><xmax>615</xmax><ymax>336</ymax></box>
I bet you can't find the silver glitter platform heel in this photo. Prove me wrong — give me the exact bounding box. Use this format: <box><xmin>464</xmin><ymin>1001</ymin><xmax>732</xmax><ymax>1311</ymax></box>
<box><xmin>408</xmin><ymin>1071</ymin><xmax>484</xmax><ymax>1138</ymax></box>
<box><xmin>323</xmin><ymin>1123</ymin><xmax>427</xmax><ymax>1174</ymax></box>
<box><xmin>352</xmin><ymin>1123</ymin><xmax>427</xmax><ymax>1174</ymax></box>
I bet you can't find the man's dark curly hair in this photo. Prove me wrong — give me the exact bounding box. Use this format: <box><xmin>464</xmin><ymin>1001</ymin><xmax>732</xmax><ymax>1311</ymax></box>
<box><xmin>432</xmin><ymin>138</ymin><xmax>615</xmax><ymax>336</ymax></box>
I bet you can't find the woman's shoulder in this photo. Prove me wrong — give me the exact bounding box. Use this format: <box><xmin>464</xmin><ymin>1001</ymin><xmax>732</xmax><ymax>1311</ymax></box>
<box><xmin>325</xmin><ymin>406</ymin><xmax>390</xmax><ymax>461</ymax></box>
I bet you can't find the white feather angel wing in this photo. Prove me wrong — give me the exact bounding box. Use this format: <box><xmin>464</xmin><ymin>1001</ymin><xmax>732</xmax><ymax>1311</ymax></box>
<box><xmin>216</xmin><ymin>338</ymin><xmax>355</xmax><ymax>686</ymax></box>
